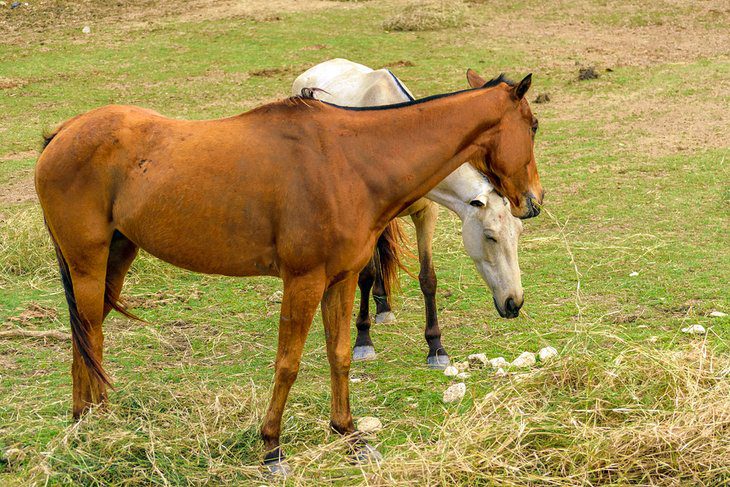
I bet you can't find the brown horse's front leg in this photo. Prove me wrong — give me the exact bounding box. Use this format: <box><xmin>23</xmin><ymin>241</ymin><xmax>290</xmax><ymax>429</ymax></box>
<box><xmin>321</xmin><ymin>276</ymin><xmax>382</xmax><ymax>464</ymax></box>
<box><xmin>261</xmin><ymin>271</ymin><xmax>326</xmax><ymax>476</ymax></box>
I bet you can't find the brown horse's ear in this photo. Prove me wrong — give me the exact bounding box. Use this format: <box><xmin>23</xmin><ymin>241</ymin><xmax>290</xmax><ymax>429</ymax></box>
<box><xmin>466</xmin><ymin>68</ymin><xmax>487</xmax><ymax>89</ymax></box>
<box><xmin>512</xmin><ymin>73</ymin><xmax>532</xmax><ymax>101</ymax></box>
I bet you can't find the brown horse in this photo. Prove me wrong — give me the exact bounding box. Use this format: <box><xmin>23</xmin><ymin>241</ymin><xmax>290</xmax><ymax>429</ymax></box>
<box><xmin>35</xmin><ymin>73</ymin><xmax>542</xmax><ymax>474</ymax></box>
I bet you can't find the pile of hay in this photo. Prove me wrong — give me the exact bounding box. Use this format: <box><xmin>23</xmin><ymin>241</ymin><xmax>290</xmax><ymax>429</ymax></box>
<box><xmin>383</xmin><ymin>1</ymin><xmax>467</xmax><ymax>32</ymax></box>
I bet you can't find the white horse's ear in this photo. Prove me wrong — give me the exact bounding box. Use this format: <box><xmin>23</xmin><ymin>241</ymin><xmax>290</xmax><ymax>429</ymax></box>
<box><xmin>469</xmin><ymin>194</ymin><xmax>487</xmax><ymax>207</ymax></box>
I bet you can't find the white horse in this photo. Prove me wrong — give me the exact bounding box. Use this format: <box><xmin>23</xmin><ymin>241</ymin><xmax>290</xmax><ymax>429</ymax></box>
<box><xmin>292</xmin><ymin>59</ymin><xmax>524</xmax><ymax>368</ymax></box>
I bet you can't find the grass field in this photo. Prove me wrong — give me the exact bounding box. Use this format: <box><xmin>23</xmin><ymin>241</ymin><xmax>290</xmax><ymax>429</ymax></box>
<box><xmin>1</xmin><ymin>0</ymin><xmax>729</xmax><ymax>484</ymax></box>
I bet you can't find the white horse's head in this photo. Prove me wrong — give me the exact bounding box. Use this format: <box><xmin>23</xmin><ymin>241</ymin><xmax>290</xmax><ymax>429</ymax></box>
<box><xmin>461</xmin><ymin>189</ymin><xmax>524</xmax><ymax>318</ymax></box>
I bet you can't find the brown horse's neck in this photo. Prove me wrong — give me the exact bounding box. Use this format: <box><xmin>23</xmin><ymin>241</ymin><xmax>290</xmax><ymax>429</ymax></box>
<box><xmin>327</xmin><ymin>87</ymin><xmax>508</xmax><ymax>229</ymax></box>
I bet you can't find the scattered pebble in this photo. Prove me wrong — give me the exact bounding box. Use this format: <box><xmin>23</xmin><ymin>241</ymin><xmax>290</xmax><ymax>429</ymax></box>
<box><xmin>443</xmin><ymin>382</ymin><xmax>466</xmax><ymax>403</ymax></box>
<box><xmin>629</xmin><ymin>271</ymin><xmax>639</xmax><ymax>277</ymax></box>
<box><xmin>357</xmin><ymin>416</ymin><xmax>383</xmax><ymax>434</ymax></box>
<box><xmin>454</xmin><ymin>361</ymin><xmax>469</xmax><ymax>372</ymax></box>
<box><xmin>495</xmin><ymin>367</ymin><xmax>507</xmax><ymax>377</ymax></box>
<box><xmin>456</xmin><ymin>372</ymin><xmax>470</xmax><ymax>379</ymax></box>
<box><xmin>681</xmin><ymin>324</ymin><xmax>706</xmax><ymax>335</ymax></box>
<box><xmin>534</xmin><ymin>93</ymin><xmax>550</xmax><ymax>104</ymax></box>
<box><xmin>489</xmin><ymin>357</ymin><xmax>508</xmax><ymax>368</ymax></box>
<box><xmin>443</xmin><ymin>365</ymin><xmax>459</xmax><ymax>377</ymax></box>
<box><xmin>82</xmin><ymin>26</ymin><xmax>91</xmax><ymax>34</ymax></box>
<box><xmin>468</xmin><ymin>353</ymin><xmax>488</xmax><ymax>368</ymax></box>
<box><xmin>538</xmin><ymin>346</ymin><xmax>558</xmax><ymax>362</ymax></box>
<box><xmin>350</xmin><ymin>377</ymin><xmax>362</xmax><ymax>383</ymax></box>
<box><xmin>11</xmin><ymin>1</ymin><xmax>21</xmax><ymax>8</ymax></box>
<box><xmin>511</xmin><ymin>351</ymin><xmax>536</xmax><ymax>368</ymax></box>
<box><xmin>710</xmin><ymin>311</ymin><xmax>727</xmax><ymax>318</ymax></box>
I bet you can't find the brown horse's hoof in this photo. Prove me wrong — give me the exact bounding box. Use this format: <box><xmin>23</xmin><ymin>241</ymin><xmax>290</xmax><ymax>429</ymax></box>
<box><xmin>263</xmin><ymin>449</ymin><xmax>291</xmax><ymax>478</ymax></box>
<box><xmin>351</xmin><ymin>442</ymin><xmax>383</xmax><ymax>465</ymax></box>
<box><xmin>353</xmin><ymin>345</ymin><xmax>377</xmax><ymax>361</ymax></box>
<box><xmin>374</xmin><ymin>311</ymin><xmax>396</xmax><ymax>324</ymax></box>
<box><xmin>427</xmin><ymin>354</ymin><xmax>450</xmax><ymax>369</ymax></box>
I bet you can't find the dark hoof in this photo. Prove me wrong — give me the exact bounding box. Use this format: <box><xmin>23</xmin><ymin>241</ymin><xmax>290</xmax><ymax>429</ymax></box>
<box><xmin>427</xmin><ymin>354</ymin><xmax>450</xmax><ymax>370</ymax></box>
<box><xmin>375</xmin><ymin>311</ymin><xmax>396</xmax><ymax>324</ymax></box>
<box><xmin>352</xmin><ymin>442</ymin><xmax>383</xmax><ymax>465</ymax></box>
<box><xmin>353</xmin><ymin>345</ymin><xmax>377</xmax><ymax>362</ymax></box>
<box><xmin>263</xmin><ymin>449</ymin><xmax>291</xmax><ymax>478</ymax></box>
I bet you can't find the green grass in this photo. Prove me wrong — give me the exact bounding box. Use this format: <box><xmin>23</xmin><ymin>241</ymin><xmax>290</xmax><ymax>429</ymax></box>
<box><xmin>1</xmin><ymin>0</ymin><xmax>729</xmax><ymax>485</ymax></box>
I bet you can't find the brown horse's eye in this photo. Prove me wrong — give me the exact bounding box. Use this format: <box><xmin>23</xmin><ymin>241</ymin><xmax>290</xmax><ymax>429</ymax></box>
<box><xmin>531</xmin><ymin>120</ymin><xmax>539</xmax><ymax>134</ymax></box>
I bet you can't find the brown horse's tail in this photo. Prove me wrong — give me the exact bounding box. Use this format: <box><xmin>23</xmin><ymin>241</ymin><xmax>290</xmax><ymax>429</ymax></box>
<box><xmin>372</xmin><ymin>219</ymin><xmax>413</xmax><ymax>297</ymax></box>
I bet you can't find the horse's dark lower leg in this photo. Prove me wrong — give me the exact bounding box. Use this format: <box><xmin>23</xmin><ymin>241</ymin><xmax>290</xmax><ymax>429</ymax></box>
<box><xmin>411</xmin><ymin>203</ymin><xmax>449</xmax><ymax>369</ymax></box>
<box><xmin>420</xmin><ymin>258</ymin><xmax>448</xmax><ymax>368</ymax></box>
<box><xmin>372</xmin><ymin>269</ymin><xmax>395</xmax><ymax>323</ymax></box>
<box><xmin>353</xmin><ymin>261</ymin><xmax>377</xmax><ymax>361</ymax></box>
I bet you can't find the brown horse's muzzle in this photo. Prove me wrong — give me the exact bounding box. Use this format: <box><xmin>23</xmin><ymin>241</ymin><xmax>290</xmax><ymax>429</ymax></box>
<box><xmin>512</xmin><ymin>190</ymin><xmax>543</xmax><ymax>219</ymax></box>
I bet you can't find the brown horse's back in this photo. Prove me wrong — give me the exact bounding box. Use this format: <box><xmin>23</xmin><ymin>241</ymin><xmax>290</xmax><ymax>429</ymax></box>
<box><xmin>36</xmin><ymin>104</ymin><xmax>374</xmax><ymax>278</ymax></box>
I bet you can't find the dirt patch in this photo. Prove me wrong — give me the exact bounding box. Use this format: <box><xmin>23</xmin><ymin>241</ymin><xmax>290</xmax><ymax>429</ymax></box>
<box><xmin>578</xmin><ymin>67</ymin><xmax>599</xmax><ymax>80</ymax></box>
<box><xmin>300</xmin><ymin>44</ymin><xmax>330</xmax><ymax>51</ymax></box>
<box><xmin>5</xmin><ymin>302</ymin><xmax>58</xmax><ymax>325</ymax></box>
<box><xmin>0</xmin><ymin>150</ymin><xmax>38</xmax><ymax>162</ymax></box>
<box><xmin>0</xmin><ymin>174</ymin><xmax>36</xmax><ymax>204</ymax></box>
<box><xmin>384</xmin><ymin>60</ymin><xmax>416</xmax><ymax>68</ymax></box>
<box><xmin>0</xmin><ymin>77</ymin><xmax>27</xmax><ymax>90</ymax></box>
<box><xmin>125</xmin><ymin>289</ymin><xmax>202</xmax><ymax>310</ymax></box>
<box><xmin>249</xmin><ymin>66</ymin><xmax>303</xmax><ymax>78</ymax></box>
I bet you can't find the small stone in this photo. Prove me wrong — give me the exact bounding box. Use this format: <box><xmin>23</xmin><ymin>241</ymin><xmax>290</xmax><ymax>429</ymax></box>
<box><xmin>443</xmin><ymin>365</ymin><xmax>458</xmax><ymax>377</ymax></box>
<box><xmin>357</xmin><ymin>416</ymin><xmax>383</xmax><ymax>434</ymax></box>
<box><xmin>442</xmin><ymin>382</ymin><xmax>466</xmax><ymax>403</ymax></box>
<box><xmin>710</xmin><ymin>311</ymin><xmax>727</xmax><ymax>318</ymax></box>
<box><xmin>681</xmin><ymin>324</ymin><xmax>706</xmax><ymax>335</ymax></box>
<box><xmin>456</xmin><ymin>372</ymin><xmax>470</xmax><ymax>379</ymax></box>
<box><xmin>454</xmin><ymin>361</ymin><xmax>469</xmax><ymax>372</ymax></box>
<box><xmin>495</xmin><ymin>367</ymin><xmax>507</xmax><ymax>377</ymax></box>
<box><xmin>629</xmin><ymin>271</ymin><xmax>639</xmax><ymax>277</ymax></box>
<box><xmin>468</xmin><ymin>353</ymin><xmax>488</xmax><ymax>368</ymax></box>
<box><xmin>489</xmin><ymin>357</ymin><xmax>508</xmax><ymax>368</ymax></box>
<box><xmin>538</xmin><ymin>346</ymin><xmax>558</xmax><ymax>362</ymax></box>
<box><xmin>350</xmin><ymin>377</ymin><xmax>362</xmax><ymax>383</ymax></box>
<box><xmin>82</xmin><ymin>26</ymin><xmax>91</xmax><ymax>34</ymax></box>
<box><xmin>11</xmin><ymin>1</ymin><xmax>21</xmax><ymax>8</ymax></box>
<box><xmin>511</xmin><ymin>351</ymin><xmax>536</xmax><ymax>368</ymax></box>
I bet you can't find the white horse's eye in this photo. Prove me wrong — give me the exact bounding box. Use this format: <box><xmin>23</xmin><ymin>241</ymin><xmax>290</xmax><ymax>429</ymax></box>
<box><xmin>484</xmin><ymin>233</ymin><xmax>497</xmax><ymax>242</ymax></box>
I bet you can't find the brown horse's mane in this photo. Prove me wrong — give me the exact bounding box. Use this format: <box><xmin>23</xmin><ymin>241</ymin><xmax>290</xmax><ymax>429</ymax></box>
<box><xmin>269</xmin><ymin>73</ymin><xmax>516</xmax><ymax>116</ymax></box>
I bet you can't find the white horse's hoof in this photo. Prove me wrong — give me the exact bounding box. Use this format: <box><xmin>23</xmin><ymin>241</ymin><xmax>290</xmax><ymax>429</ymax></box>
<box><xmin>263</xmin><ymin>458</ymin><xmax>291</xmax><ymax>478</ymax></box>
<box><xmin>353</xmin><ymin>346</ymin><xmax>377</xmax><ymax>361</ymax></box>
<box><xmin>352</xmin><ymin>442</ymin><xmax>383</xmax><ymax>465</ymax></box>
<box><xmin>375</xmin><ymin>311</ymin><xmax>396</xmax><ymax>324</ymax></box>
<box><xmin>427</xmin><ymin>354</ymin><xmax>450</xmax><ymax>369</ymax></box>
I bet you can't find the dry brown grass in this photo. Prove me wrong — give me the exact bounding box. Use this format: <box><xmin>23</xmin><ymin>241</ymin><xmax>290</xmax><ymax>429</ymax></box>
<box><xmin>383</xmin><ymin>0</ymin><xmax>467</xmax><ymax>32</ymax></box>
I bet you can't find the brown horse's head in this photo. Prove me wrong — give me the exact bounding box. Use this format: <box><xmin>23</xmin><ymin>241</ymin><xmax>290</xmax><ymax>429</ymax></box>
<box><xmin>466</xmin><ymin>69</ymin><xmax>544</xmax><ymax>219</ymax></box>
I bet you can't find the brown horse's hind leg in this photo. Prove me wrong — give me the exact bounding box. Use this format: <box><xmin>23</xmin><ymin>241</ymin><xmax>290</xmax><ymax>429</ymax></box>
<box><xmin>261</xmin><ymin>271</ymin><xmax>326</xmax><ymax>476</ymax></box>
<box><xmin>322</xmin><ymin>275</ymin><xmax>382</xmax><ymax>463</ymax></box>
<box><xmin>63</xmin><ymin>238</ymin><xmax>114</xmax><ymax>418</ymax></box>
<box><xmin>353</xmin><ymin>260</ymin><xmax>377</xmax><ymax>361</ymax></box>
<box><xmin>411</xmin><ymin>203</ymin><xmax>449</xmax><ymax>369</ymax></box>
<box><xmin>103</xmin><ymin>231</ymin><xmax>139</xmax><ymax>319</ymax></box>
<box><xmin>372</xmin><ymin>268</ymin><xmax>395</xmax><ymax>324</ymax></box>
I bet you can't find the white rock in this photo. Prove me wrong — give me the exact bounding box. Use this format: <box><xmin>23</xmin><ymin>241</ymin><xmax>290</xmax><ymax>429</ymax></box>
<box><xmin>454</xmin><ymin>361</ymin><xmax>469</xmax><ymax>372</ymax></box>
<box><xmin>82</xmin><ymin>26</ymin><xmax>91</xmax><ymax>34</ymax></box>
<box><xmin>681</xmin><ymin>324</ymin><xmax>706</xmax><ymax>335</ymax></box>
<box><xmin>350</xmin><ymin>377</ymin><xmax>362</xmax><ymax>383</ymax></box>
<box><xmin>629</xmin><ymin>271</ymin><xmax>639</xmax><ymax>277</ymax></box>
<box><xmin>495</xmin><ymin>367</ymin><xmax>507</xmax><ymax>377</ymax></box>
<box><xmin>538</xmin><ymin>346</ymin><xmax>558</xmax><ymax>362</ymax></box>
<box><xmin>511</xmin><ymin>351</ymin><xmax>536</xmax><ymax>368</ymax></box>
<box><xmin>442</xmin><ymin>382</ymin><xmax>466</xmax><ymax>403</ymax></box>
<box><xmin>357</xmin><ymin>416</ymin><xmax>383</xmax><ymax>433</ymax></box>
<box><xmin>443</xmin><ymin>365</ymin><xmax>459</xmax><ymax>377</ymax></box>
<box><xmin>489</xmin><ymin>357</ymin><xmax>508</xmax><ymax>368</ymax></box>
<box><xmin>710</xmin><ymin>311</ymin><xmax>727</xmax><ymax>318</ymax></box>
<box><xmin>468</xmin><ymin>353</ymin><xmax>489</xmax><ymax>368</ymax></box>
<box><xmin>456</xmin><ymin>372</ymin><xmax>471</xmax><ymax>379</ymax></box>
